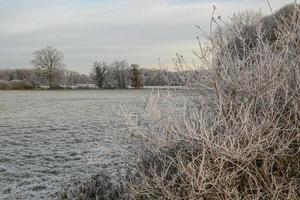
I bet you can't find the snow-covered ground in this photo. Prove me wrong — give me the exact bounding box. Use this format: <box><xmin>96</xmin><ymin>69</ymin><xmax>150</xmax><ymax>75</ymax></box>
<box><xmin>0</xmin><ymin>90</ymin><xmax>182</xmax><ymax>199</ymax></box>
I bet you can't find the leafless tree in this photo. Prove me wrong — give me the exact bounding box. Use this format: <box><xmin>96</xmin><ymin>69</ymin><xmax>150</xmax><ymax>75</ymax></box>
<box><xmin>91</xmin><ymin>62</ymin><xmax>108</xmax><ymax>88</ymax></box>
<box><xmin>111</xmin><ymin>60</ymin><xmax>129</xmax><ymax>89</ymax></box>
<box><xmin>64</xmin><ymin>70</ymin><xmax>81</xmax><ymax>86</ymax></box>
<box><xmin>31</xmin><ymin>46</ymin><xmax>65</xmax><ymax>89</ymax></box>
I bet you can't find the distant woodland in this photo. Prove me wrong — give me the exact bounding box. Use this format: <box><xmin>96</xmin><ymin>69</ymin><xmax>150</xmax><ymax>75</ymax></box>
<box><xmin>0</xmin><ymin>50</ymin><xmax>184</xmax><ymax>90</ymax></box>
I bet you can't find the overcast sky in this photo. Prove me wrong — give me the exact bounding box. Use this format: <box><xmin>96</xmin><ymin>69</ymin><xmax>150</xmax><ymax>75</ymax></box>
<box><xmin>0</xmin><ymin>0</ymin><xmax>294</xmax><ymax>74</ymax></box>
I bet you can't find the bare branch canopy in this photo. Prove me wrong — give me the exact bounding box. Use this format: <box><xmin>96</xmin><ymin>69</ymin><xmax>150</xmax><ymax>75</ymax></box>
<box><xmin>31</xmin><ymin>46</ymin><xmax>65</xmax><ymax>89</ymax></box>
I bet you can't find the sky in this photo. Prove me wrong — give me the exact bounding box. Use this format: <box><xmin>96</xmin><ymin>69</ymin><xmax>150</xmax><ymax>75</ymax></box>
<box><xmin>0</xmin><ymin>0</ymin><xmax>294</xmax><ymax>74</ymax></box>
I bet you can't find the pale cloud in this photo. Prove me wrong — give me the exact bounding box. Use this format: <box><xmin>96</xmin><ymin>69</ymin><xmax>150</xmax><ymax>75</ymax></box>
<box><xmin>0</xmin><ymin>0</ymin><xmax>294</xmax><ymax>74</ymax></box>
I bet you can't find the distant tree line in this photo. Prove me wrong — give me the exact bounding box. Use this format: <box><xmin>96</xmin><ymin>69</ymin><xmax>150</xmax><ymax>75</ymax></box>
<box><xmin>89</xmin><ymin>60</ymin><xmax>177</xmax><ymax>89</ymax></box>
<box><xmin>0</xmin><ymin>68</ymin><xmax>92</xmax><ymax>89</ymax></box>
<box><xmin>0</xmin><ymin>46</ymin><xmax>184</xmax><ymax>90</ymax></box>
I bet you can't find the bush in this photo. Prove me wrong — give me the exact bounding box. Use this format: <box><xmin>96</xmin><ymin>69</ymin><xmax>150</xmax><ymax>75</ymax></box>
<box><xmin>0</xmin><ymin>80</ymin><xmax>12</xmax><ymax>90</ymax></box>
<box><xmin>215</xmin><ymin>4</ymin><xmax>300</xmax><ymax>60</ymax></box>
<box><xmin>128</xmin><ymin>3</ymin><xmax>300</xmax><ymax>200</ymax></box>
<box><xmin>10</xmin><ymin>80</ymin><xmax>33</xmax><ymax>90</ymax></box>
<box><xmin>57</xmin><ymin>170</ymin><xmax>134</xmax><ymax>200</ymax></box>
<box><xmin>0</xmin><ymin>79</ymin><xmax>33</xmax><ymax>90</ymax></box>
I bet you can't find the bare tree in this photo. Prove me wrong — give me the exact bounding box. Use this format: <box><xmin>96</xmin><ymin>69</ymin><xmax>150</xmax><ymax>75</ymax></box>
<box><xmin>78</xmin><ymin>74</ymin><xmax>92</xmax><ymax>84</ymax></box>
<box><xmin>31</xmin><ymin>46</ymin><xmax>65</xmax><ymax>89</ymax></box>
<box><xmin>112</xmin><ymin>60</ymin><xmax>129</xmax><ymax>89</ymax></box>
<box><xmin>64</xmin><ymin>70</ymin><xmax>80</xmax><ymax>86</ymax></box>
<box><xmin>91</xmin><ymin>62</ymin><xmax>108</xmax><ymax>88</ymax></box>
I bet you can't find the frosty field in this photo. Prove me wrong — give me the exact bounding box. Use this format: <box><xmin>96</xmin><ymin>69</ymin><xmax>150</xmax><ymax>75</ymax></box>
<box><xmin>0</xmin><ymin>90</ymin><xmax>177</xmax><ymax>199</ymax></box>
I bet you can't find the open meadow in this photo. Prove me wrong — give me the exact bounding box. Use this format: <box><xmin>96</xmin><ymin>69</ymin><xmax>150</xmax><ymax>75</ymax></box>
<box><xmin>0</xmin><ymin>90</ymin><xmax>184</xmax><ymax>199</ymax></box>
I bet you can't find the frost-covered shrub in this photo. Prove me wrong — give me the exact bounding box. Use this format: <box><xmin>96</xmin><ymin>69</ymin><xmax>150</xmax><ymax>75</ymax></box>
<box><xmin>0</xmin><ymin>79</ymin><xmax>33</xmax><ymax>90</ymax></box>
<box><xmin>129</xmin><ymin>3</ymin><xmax>300</xmax><ymax>200</ymax></box>
<box><xmin>10</xmin><ymin>80</ymin><xmax>33</xmax><ymax>90</ymax></box>
<box><xmin>0</xmin><ymin>80</ymin><xmax>12</xmax><ymax>90</ymax></box>
<box><xmin>216</xmin><ymin>4</ymin><xmax>300</xmax><ymax>60</ymax></box>
<box><xmin>57</xmin><ymin>170</ymin><xmax>135</xmax><ymax>200</ymax></box>
<box><xmin>262</xmin><ymin>4</ymin><xmax>300</xmax><ymax>45</ymax></box>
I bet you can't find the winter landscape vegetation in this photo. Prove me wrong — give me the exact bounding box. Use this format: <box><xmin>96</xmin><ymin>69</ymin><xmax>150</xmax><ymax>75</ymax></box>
<box><xmin>0</xmin><ymin>0</ymin><xmax>299</xmax><ymax>199</ymax></box>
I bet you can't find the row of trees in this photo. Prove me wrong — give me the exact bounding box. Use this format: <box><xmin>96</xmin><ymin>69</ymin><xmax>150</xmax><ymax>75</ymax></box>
<box><xmin>0</xmin><ymin>46</ymin><xmax>179</xmax><ymax>89</ymax></box>
<box><xmin>90</xmin><ymin>61</ymin><xmax>146</xmax><ymax>89</ymax></box>
<box><xmin>0</xmin><ymin>68</ymin><xmax>91</xmax><ymax>89</ymax></box>
<box><xmin>90</xmin><ymin>62</ymin><xmax>184</xmax><ymax>88</ymax></box>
